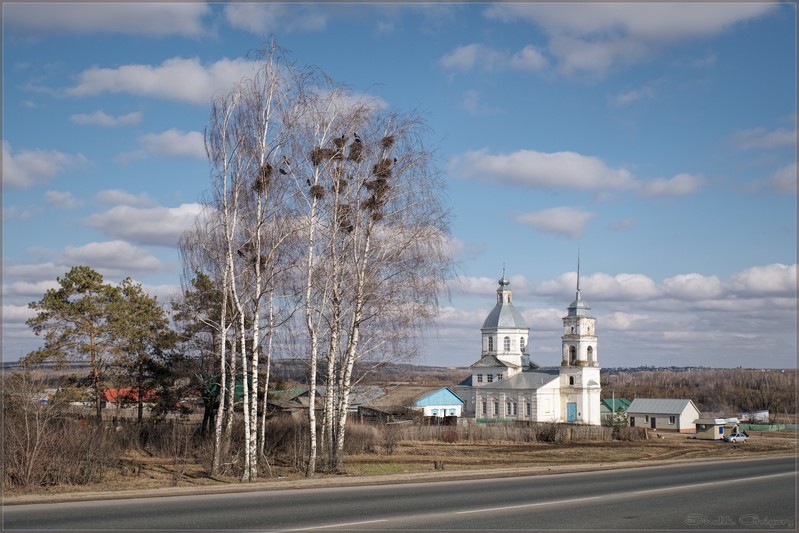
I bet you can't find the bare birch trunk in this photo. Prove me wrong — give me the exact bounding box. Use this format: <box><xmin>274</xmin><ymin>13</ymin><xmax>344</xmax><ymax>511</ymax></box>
<box><xmin>211</xmin><ymin>263</ymin><xmax>230</xmax><ymax>476</ymax></box>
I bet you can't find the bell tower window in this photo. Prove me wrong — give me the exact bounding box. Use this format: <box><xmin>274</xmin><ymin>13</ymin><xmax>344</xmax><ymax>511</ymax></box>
<box><xmin>569</xmin><ymin>346</ymin><xmax>577</xmax><ymax>364</ymax></box>
<box><xmin>488</xmin><ymin>337</ymin><xmax>494</xmax><ymax>352</ymax></box>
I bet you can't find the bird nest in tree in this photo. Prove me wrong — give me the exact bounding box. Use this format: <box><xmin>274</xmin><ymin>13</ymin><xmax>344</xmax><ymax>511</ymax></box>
<box><xmin>337</xmin><ymin>204</ymin><xmax>354</xmax><ymax>232</ymax></box>
<box><xmin>372</xmin><ymin>158</ymin><xmax>392</xmax><ymax>178</ymax></box>
<box><xmin>363</xmin><ymin>179</ymin><xmax>390</xmax><ymax>195</ymax></box>
<box><xmin>348</xmin><ymin>140</ymin><xmax>364</xmax><ymax>162</ymax></box>
<box><xmin>380</xmin><ymin>135</ymin><xmax>395</xmax><ymax>150</ymax></box>
<box><xmin>310</xmin><ymin>184</ymin><xmax>326</xmax><ymax>200</ymax></box>
<box><xmin>311</xmin><ymin>147</ymin><xmax>337</xmax><ymax>166</ymax></box>
<box><xmin>254</xmin><ymin>164</ymin><xmax>273</xmax><ymax>193</ymax></box>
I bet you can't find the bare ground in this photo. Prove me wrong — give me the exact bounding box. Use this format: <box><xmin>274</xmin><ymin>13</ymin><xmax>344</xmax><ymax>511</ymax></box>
<box><xmin>5</xmin><ymin>429</ymin><xmax>795</xmax><ymax>505</ymax></box>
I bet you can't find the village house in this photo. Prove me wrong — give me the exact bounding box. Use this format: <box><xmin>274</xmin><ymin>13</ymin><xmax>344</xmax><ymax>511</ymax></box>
<box><xmin>626</xmin><ymin>398</ymin><xmax>700</xmax><ymax>433</ymax></box>
<box><xmin>359</xmin><ymin>386</ymin><xmax>464</xmax><ymax>422</ymax></box>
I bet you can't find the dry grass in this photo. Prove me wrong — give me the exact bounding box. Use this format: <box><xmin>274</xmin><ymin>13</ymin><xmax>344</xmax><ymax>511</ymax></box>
<box><xmin>7</xmin><ymin>429</ymin><xmax>795</xmax><ymax>498</ymax></box>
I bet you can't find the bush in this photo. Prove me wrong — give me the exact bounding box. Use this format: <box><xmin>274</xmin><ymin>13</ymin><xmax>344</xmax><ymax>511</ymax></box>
<box><xmin>343</xmin><ymin>423</ymin><xmax>378</xmax><ymax>454</ymax></box>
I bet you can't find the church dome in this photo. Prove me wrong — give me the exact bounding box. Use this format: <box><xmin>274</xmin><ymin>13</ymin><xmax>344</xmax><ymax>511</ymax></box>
<box><xmin>482</xmin><ymin>275</ymin><xmax>528</xmax><ymax>329</ymax></box>
<box><xmin>567</xmin><ymin>290</ymin><xmax>592</xmax><ymax>317</ymax></box>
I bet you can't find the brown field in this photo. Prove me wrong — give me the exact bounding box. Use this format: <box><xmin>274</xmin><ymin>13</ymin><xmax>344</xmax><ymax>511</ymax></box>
<box><xmin>6</xmin><ymin>428</ymin><xmax>795</xmax><ymax>504</ymax></box>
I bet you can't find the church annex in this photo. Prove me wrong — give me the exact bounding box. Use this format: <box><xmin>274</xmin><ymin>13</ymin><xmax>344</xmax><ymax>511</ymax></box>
<box><xmin>455</xmin><ymin>270</ymin><xmax>602</xmax><ymax>425</ymax></box>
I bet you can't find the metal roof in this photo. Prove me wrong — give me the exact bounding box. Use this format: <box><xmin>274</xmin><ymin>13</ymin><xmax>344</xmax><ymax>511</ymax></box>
<box><xmin>477</xmin><ymin>369</ymin><xmax>560</xmax><ymax>391</ymax></box>
<box><xmin>627</xmin><ymin>398</ymin><xmax>698</xmax><ymax>415</ymax></box>
<box><xmin>470</xmin><ymin>354</ymin><xmax>520</xmax><ymax>369</ymax></box>
<box><xmin>482</xmin><ymin>302</ymin><xmax>528</xmax><ymax>329</ymax></box>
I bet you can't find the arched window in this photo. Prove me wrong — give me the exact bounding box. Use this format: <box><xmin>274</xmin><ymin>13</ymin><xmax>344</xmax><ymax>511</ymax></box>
<box><xmin>569</xmin><ymin>376</ymin><xmax>575</xmax><ymax>385</ymax></box>
<box><xmin>488</xmin><ymin>336</ymin><xmax>494</xmax><ymax>351</ymax></box>
<box><xmin>503</xmin><ymin>336</ymin><xmax>511</xmax><ymax>351</ymax></box>
<box><xmin>569</xmin><ymin>346</ymin><xmax>577</xmax><ymax>364</ymax></box>
<box><xmin>587</xmin><ymin>346</ymin><xmax>594</xmax><ymax>362</ymax></box>
<box><xmin>571</xmin><ymin>326</ymin><xmax>575</xmax><ymax>334</ymax></box>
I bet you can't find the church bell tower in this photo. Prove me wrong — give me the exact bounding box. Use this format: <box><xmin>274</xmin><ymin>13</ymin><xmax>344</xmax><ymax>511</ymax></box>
<box><xmin>559</xmin><ymin>255</ymin><xmax>601</xmax><ymax>425</ymax></box>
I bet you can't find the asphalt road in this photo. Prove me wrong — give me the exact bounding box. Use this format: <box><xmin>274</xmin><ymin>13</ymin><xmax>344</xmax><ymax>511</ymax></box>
<box><xmin>4</xmin><ymin>456</ymin><xmax>796</xmax><ymax>532</ymax></box>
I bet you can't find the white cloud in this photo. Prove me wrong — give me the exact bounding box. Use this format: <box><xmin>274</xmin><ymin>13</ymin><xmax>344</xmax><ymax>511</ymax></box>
<box><xmin>66</xmin><ymin>57</ymin><xmax>259</xmax><ymax>105</ymax></box>
<box><xmin>3</xmin><ymin>205</ymin><xmax>42</xmax><ymax>221</ymax></box>
<box><xmin>139</xmin><ymin>130</ymin><xmax>206</xmax><ymax>159</ymax></box>
<box><xmin>2</xmin><ymin>280</ymin><xmax>59</xmax><ymax>297</ymax></box>
<box><xmin>608</xmin><ymin>218</ymin><xmax>634</xmax><ymax>231</ymax></box>
<box><xmin>458</xmin><ymin>90</ymin><xmax>500</xmax><ymax>116</ymax></box>
<box><xmin>449</xmin><ymin>275</ymin><xmax>502</xmax><ymax>297</ymax></box>
<box><xmin>602</xmin><ymin>311</ymin><xmax>648</xmax><ymax>331</ymax></box>
<box><xmin>440</xmin><ymin>43</ymin><xmax>547</xmax><ymax>73</ymax></box>
<box><xmin>448</xmin><ymin>148</ymin><xmax>637</xmax><ymax>191</ymax></box>
<box><xmin>4</xmin><ymin>3</ymin><xmax>210</xmax><ymax>37</ymax></box>
<box><xmin>44</xmin><ymin>190</ymin><xmax>82</xmax><ymax>209</ymax></box>
<box><xmin>85</xmin><ymin>203</ymin><xmax>204</xmax><ymax>247</ymax></box>
<box><xmin>662</xmin><ymin>273</ymin><xmax>723</xmax><ymax>301</ymax></box>
<box><xmin>515</xmin><ymin>207</ymin><xmax>596</xmax><ymax>239</ymax></box>
<box><xmin>61</xmin><ymin>241</ymin><xmax>163</xmax><ymax>274</ymax></box>
<box><xmin>70</xmin><ymin>110</ymin><xmax>142</xmax><ymax>127</ymax></box>
<box><xmin>484</xmin><ymin>3</ymin><xmax>777</xmax><ymax>77</ymax></box>
<box><xmin>612</xmin><ymin>85</ymin><xmax>656</xmax><ymax>106</ymax></box>
<box><xmin>2</xmin><ymin>304</ymin><xmax>37</xmax><ymax>323</ymax></box>
<box><xmin>727</xmin><ymin>263</ymin><xmax>796</xmax><ymax>298</ymax></box>
<box><xmin>94</xmin><ymin>189</ymin><xmax>158</xmax><ymax>207</ymax></box>
<box><xmin>732</xmin><ymin>127</ymin><xmax>796</xmax><ymax>149</ymax></box>
<box><xmin>768</xmin><ymin>163</ymin><xmax>797</xmax><ymax>195</ymax></box>
<box><xmin>639</xmin><ymin>173</ymin><xmax>704</xmax><ymax>197</ymax></box>
<box><xmin>224</xmin><ymin>3</ymin><xmax>329</xmax><ymax>34</ymax></box>
<box><xmin>509</xmin><ymin>45</ymin><xmax>549</xmax><ymax>71</ymax></box>
<box><xmin>2</xmin><ymin>141</ymin><xmax>90</xmax><ymax>189</ymax></box>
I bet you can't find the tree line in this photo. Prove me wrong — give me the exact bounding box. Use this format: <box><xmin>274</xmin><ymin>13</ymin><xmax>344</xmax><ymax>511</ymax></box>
<box><xmin>20</xmin><ymin>42</ymin><xmax>453</xmax><ymax>483</ymax></box>
<box><xmin>603</xmin><ymin>368</ymin><xmax>797</xmax><ymax>419</ymax></box>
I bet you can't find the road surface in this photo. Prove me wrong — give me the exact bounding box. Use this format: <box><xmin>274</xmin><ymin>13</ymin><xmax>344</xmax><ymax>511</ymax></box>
<box><xmin>4</xmin><ymin>456</ymin><xmax>795</xmax><ymax>531</ymax></box>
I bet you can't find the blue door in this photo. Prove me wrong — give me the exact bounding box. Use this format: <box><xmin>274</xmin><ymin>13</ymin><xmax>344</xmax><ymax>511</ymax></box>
<box><xmin>567</xmin><ymin>402</ymin><xmax>577</xmax><ymax>422</ymax></box>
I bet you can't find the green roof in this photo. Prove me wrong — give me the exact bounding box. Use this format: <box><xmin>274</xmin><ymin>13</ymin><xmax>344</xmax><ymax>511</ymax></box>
<box><xmin>600</xmin><ymin>398</ymin><xmax>631</xmax><ymax>412</ymax></box>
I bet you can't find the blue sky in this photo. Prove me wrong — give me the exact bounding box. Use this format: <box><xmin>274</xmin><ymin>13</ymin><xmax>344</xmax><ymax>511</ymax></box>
<box><xmin>2</xmin><ymin>3</ymin><xmax>796</xmax><ymax>369</ymax></box>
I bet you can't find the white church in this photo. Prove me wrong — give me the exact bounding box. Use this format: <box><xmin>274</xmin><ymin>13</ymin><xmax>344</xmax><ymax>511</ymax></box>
<box><xmin>455</xmin><ymin>269</ymin><xmax>602</xmax><ymax>425</ymax></box>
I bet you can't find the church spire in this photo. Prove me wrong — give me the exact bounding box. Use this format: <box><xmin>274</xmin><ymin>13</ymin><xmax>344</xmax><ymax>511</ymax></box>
<box><xmin>576</xmin><ymin>245</ymin><xmax>581</xmax><ymax>299</ymax></box>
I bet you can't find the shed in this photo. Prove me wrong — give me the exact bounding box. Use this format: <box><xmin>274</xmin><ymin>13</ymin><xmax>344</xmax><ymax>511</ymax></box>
<box><xmin>694</xmin><ymin>418</ymin><xmax>727</xmax><ymax>440</ymax></box>
<box><xmin>627</xmin><ymin>398</ymin><xmax>700</xmax><ymax>433</ymax></box>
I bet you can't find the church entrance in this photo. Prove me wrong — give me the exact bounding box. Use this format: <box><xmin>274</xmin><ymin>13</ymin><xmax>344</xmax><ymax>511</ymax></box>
<box><xmin>566</xmin><ymin>402</ymin><xmax>577</xmax><ymax>422</ymax></box>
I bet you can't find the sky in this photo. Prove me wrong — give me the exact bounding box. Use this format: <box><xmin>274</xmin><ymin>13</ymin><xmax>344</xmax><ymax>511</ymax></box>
<box><xmin>2</xmin><ymin>3</ymin><xmax>796</xmax><ymax>370</ymax></box>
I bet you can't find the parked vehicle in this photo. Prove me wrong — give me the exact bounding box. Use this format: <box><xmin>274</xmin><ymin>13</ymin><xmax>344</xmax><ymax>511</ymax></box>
<box><xmin>723</xmin><ymin>433</ymin><xmax>748</xmax><ymax>443</ymax></box>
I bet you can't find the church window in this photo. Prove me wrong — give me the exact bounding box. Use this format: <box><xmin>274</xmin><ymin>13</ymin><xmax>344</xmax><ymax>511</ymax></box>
<box><xmin>494</xmin><ymin>401</ymin><xmax>499</xmax><ymax>417</ymax></box>
<box><xmin>520</xmin><ymin>337</ymin><xmax>526</xmax><ymax>351</ymax></box>
<box><xmin>482</xmin><ymin>401</ymin><xmax>487</xmax><ymax>416</ymax></box>
<box><xmin>569</xmin><ymin>376</ymin><xmax>574</xmax><ymax>386</ymax></box>
<box><xmin>571</xmin><ymin>326</ymin><xmax>575</xmax><ymax>334</ymax></box>
<box><xmin>503</xmin><ymin>336</ymin><xmax>511</xmax><ymax>351</ymax></box>
<box><xmin>488</xmin><ymin>337</ymin><xmax>494</xmax><ymax>351</ymax></box>
<box><xmin>569</xmin><ymin>346</ymin><xmax>577</xmax><ymax>364</ymax></box>
<box><xmin>587</xmin><ymin>346</ymin><xmax>594</xmax><ymax>362</ymax></box>
<box><xmin>477</xmin><ymin>374</ymin><xmax>483</xmax><ymax>383</ymax></box>
<box><xmin>487</xmin><ymin>374</ymin><xmax>494</xmax><ymax>383</ymax></box>
<box><xmin>507</xmin><ymin>402</ymin><xmax>517</xmax><ymax>416</ymax></box>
